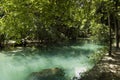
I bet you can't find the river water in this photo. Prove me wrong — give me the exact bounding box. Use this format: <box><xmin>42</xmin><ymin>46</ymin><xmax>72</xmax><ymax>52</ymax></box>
<box><xmin>0</xmin><ymin>42</ymin><xmax>102</xmax><ymax>80</ymax></box>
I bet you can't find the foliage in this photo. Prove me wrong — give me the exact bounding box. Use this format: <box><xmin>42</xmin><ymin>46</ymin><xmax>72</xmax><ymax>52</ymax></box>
<box><xmin>89</xmin><ymin>47</ymin><xmax>108</xmax><ymax>64</ymax></box>
<box><xmin>90</xmin><ymin>23</ymin><xmax>109</xmax><ymax>44</ymax></box>
<box><xmin>0</xmin><ymin>0</ymin><xmax>119</xmax><ymax>46</ymax></box>
<box><xmin>0</xmin><ymin>0</ymin><xmax>80</xmax><ymax>42</ymax></box>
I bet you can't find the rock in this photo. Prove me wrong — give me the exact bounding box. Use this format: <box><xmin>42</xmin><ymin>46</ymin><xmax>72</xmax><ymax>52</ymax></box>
<box><xmin>27</xmin><ymin>67</ymin><xmax>65</xmax><ymax>80</ymax></box>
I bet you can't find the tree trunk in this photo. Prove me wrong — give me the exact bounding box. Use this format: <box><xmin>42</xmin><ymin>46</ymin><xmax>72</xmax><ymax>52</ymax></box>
<box><xmin>108</xmin><ymin>12</ymin><xmax>112</xmax><ymax>56</ymax></box>
<box><xmin>118</xmin><ymin>21</ymin><xmax>120</xmax><ymax>48</ymax></box>
<box><xmin>115</xmin><ymin>0</ymin><xmax>119</xmax><ymax>49</ymax></box>
<box><xmin>0</xmin><ymin>34</ymin><xmax>5</xmax><ymax>49</ymax></box>
<box><xmin>115</xmin><ymin>19</ymin><xmax>119</xmax><ymax>49</ymax></box>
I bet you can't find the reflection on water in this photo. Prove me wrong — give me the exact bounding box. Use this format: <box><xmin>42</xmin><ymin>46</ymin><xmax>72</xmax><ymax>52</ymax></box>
<box><xmin>0</xmin><ymin>42</ymin><xmax>102</xmax><ymax>80</ymax></box>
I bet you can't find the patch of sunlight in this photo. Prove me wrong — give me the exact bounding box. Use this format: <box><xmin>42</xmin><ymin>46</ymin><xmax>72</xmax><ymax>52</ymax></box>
<box><xmin>8</xmin><ymin>40</ymin><xmax>16</xmax><ymax>44</ymax></box>
<box><xmin>109</xmin><ymin>64</ymin><xmax>118</xmax><ymax>68</ymax></box>
<box><xmin>118</xmin><ymin>13</ymin><xmax>120</xmax><ymax>16</ymax></box>
<box><xmin>10</xmin><ymin>50</ymin><xmax>22</xmax><ymax>53</ymax></box>
<box><xmin>71</xmin><ymin>44</ymin><xmax>101</xmax><ymax>51</ymax></box>
<box><xmin>103</xmin><ymin>56</ymin><xmax>115</xmax><ymax>61</ymax></box>
<box><xmin>109</xmin><ymin>64</ymin><xmax>118</xmax><ymax>73</ymax></box>
<box><xmin>110</xmin><ymin>70</ymin><xmax>117</xmax><ymax>73</ymax></box>
<box><xmin>8</xmin><ymin>47</ymin><xmax>24</xmax><ymax>53</ymax></box>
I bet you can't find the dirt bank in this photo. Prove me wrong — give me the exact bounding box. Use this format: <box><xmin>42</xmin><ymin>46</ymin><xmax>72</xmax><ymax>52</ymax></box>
<box><xmin>81</xmin><ymin>49</ymin><xmax>120</xmax><ymax>80</ymax></box>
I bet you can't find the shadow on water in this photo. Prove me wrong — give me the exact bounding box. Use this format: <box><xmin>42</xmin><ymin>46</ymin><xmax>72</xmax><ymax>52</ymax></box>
<box><xmin>0</xmin><ymin>40</ymin><xmax>102</xmax><ymax>80</ymax></box>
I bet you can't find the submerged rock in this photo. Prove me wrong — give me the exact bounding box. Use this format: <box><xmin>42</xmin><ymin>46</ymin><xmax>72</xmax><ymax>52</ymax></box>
<box><xmin>27</xmin><ymin>67</ymin><xmax>65</xmax><ymax>80</ymax></box>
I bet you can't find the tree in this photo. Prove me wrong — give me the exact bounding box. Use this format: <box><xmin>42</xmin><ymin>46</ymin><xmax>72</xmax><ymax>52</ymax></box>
<box><xmin>0</xmin><ymin>0</ymin><xmax>119</xmax><ymax>48</ymax></box>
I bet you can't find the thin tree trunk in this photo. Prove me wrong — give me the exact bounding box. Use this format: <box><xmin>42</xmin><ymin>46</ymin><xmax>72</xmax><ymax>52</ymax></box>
<box><xmin>118</xmin><ymin>21</ymin><xmax>120</xmax><ymax>48</ymax></box>
<box><xmin>114</xmin><ymin>14</ymin><xmax>118</xmax><ymax>49</ymax></box>
<box><xmin>108</xmin><ymin>12</ymin><xmax>112</xmax><ymax>56</ymax></box>
<box><xmin>115</xmin><ymin>19</ymin><xmax>119</xmax><ymax>48</ymax></box>
<box><xmin>115</xmin><ymin>0</ymin><xmax>119</xmax><ymax>49</ymax></box>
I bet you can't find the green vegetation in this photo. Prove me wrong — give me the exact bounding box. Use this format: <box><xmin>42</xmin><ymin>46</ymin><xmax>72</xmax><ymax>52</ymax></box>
<box><xmin>0</xmin><ymin>0</ymin><xmax>120</xmax><ymax>51</ymax></box>
<box><xmin>89</xmin><ymin>47</ymin><xmax>108</xmax><ymax>64</ymax></box>
<box><xmin>0</xmin><ymin>1</ymin><xmax>120</xmax><ymax>79</ymax></box>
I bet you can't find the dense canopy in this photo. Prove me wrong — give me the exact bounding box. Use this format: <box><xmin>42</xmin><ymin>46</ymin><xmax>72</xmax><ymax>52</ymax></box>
<box><xmin>0</xmin><ymin>0</ymin><xmax>120</xmax><ymax>49</ymax></box>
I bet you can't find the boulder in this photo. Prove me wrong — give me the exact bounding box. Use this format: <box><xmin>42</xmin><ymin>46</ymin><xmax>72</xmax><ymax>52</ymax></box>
<box><xmin>27</xmin><ymin>67</ymin><xmax>65</xmax><ymax>80</ymax></box>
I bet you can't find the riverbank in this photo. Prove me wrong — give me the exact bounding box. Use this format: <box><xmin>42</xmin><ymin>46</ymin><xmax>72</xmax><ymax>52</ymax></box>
<box><xmin>81</xmin><ymin>48</ymin><xmax>120</xmax><ymax>80</ymax></box>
